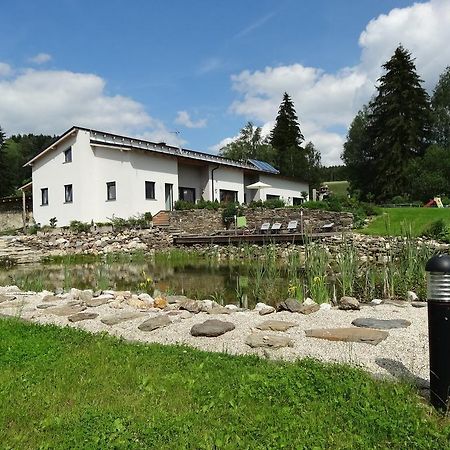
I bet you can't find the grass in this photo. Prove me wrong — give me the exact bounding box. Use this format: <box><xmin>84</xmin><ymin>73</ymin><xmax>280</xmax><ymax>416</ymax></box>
<box><xmin>324</xmin><ymin>180</ymin><xmax>349</xmax><ymax>198</ymax></box>
<box><xmin>1</xmin><ymin>318</ymin><xmax>449</xmax><ymax>449</ymax></box>
<box><xmin>360</xmin><ymin>207</ymin><xmax>450</xmax><ymax>236</ymax></box>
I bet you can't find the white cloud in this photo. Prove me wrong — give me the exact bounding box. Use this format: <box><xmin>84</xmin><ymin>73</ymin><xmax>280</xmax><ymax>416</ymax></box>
<box><xmin>0</xmin><ymin>62</ymin><xmax>12</xmax><ymax>77</ymax></box>
<box><xmin>175</xmin><ymin>110</ymin><xmax>207</xmax><ymax>128</ymax></box>
<box><xmin>223</xmin><ymin>0</ymin><xmax>450</xmax><ymax>166</ymax></box>
<box><xmin>29</xmin><ymin>53</ymin><xmax>52</xmax><ymax>64</ymax></box>
<box><xmin>0</xmin><ymin>67</ymin><xmax>178</xmax><ymax>146</ymax></box>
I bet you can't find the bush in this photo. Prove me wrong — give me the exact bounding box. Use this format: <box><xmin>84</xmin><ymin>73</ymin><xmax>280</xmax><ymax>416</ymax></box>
<box><xmin>221</xmin><ymin>202</ymin><xmax>243</xmax><ymax>227</ymax></box>
<box><xmin>422</xmin><ymin>219</ymin><xmax>450</xmax><ymax>243</ymax></box>
<box><xmin>49</xmin><ymin>217</ymin><xmax>58</xmax><ymax>228</ymax></box>
<box><xmin>174</xmin><ymin>199</ymin><xmax>220</xmax><ymax>211</ymax></box>
<box><xmin>249</xmin><ymin>198</ymin><xmax>286</xmax><ymax>209</ymax></box>
<box><xmin>174</xmin><ymin>200</ymin><xmax>195</xmax><ymax>210</ymax></box>
<box><xmin>69</xmin><ymin>220</ymin><xmax>91</xmax><ymax>233</ymax></box>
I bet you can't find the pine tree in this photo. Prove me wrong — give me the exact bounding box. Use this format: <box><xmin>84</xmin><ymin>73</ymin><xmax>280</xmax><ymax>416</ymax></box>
<box><xmin>270</xmin><ymin>92</ymin><xmax>307</xmax><ymax>178</ymax></box>
<box><xmin>368</xmin><ymin>45</ymin><xmax>431</xmax><ymax>200</ymax></box>
<box><xmin>431</xmin><ymin>66</ymin><xmax>450</xmax><ymax>148</ymax></box>
<box><xmin>0</xmin><ymin>126</ymin><xmax>11</xmax><ymax>197</ymax></box>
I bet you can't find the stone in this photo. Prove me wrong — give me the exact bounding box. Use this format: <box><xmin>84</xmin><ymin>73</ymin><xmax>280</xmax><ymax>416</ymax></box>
<box><xmin>138</xmin><ymin>315</ymin><xmax>172</xmax><ymax>332</ymax></box>
<box><xmin>338</xmin><ymin>296</ymin><xmax>360</xmax><ymax>310</ymax></box>
<box><xmin>154</xmin><ymin>296</ymin><xmax>168</xmax><ymax>309</ymax></box>
<box><xmin>166</xmin><ymin>295</ymin><xmax>189</xmax><ymax>304</ymax></box>
<box><xmin>246</xmin><ymin>333</ymin><xmax>294</xmax><ymax>349</ymax></box>
<box><xmin>305</xmin><ymin>327</ymin><xmax>388</xmax><ymax>345</ymax></box>
<box><xmin>68</xmin><ymin>312</ymin><xmax>99</xmax><ymax>322</ymax></box>
<box><xmin>256</xmin><ymin>320</ymin><xmax>297</xmax><ymax>332</ymax></box>
<box><xmin>36</xmin><ymin>304</ymin><xmax>55</xmax><ymax>309</ymax></box>
<box><xmin>54</xmin><ymin>288</ymin><xmax>64</xmax><ymax>295</ymax></box>
<box><xmin>167</xmin><ymin>310</ymin><xmax>193</xmax><ymax>320</ymax></box>
<box><xmin>370</xmin><ymin>299</ymin><xmax>383</xmax><ymax>306</ymax></box>
<box><xmin>254</xmin><ymin>302</ymin><xmax>271</xmax><ymax>311</ymax></box>
<box><xmin>101</xmin><ymin>312</ymin><xmax>142</xmax><ymax>326</ymax></box>
<box><xmin>190</xmin><ymin>319</ymin><xmax>235</xmax><ymax>337</ymax></box>
<box><xmin>411</xmin><ymin>301</ymin><xmax>427</xmax><ymax>308</ymax></box>
<box><xmin>276</xmin><ymin>298</ymin><xmax>303</xmax><ymax>313</ymax></box>
<box><xmin>384</xmin><ymin>299</ymin><xmax>409</xmax><ymax>308</ymax></box>
<box><xmin>303</xmin><ymin>297</ymin><xmax>316</xmax><ymax>306</ymax></box>
<box><xmin>115</xmin><ymin>291</ymin><xmax>132</xmax><ymax>299</ymax></box>
<box><xmin>85</xmin><ymin>296</ymin><xmax>110</xmax><ymax>307</ymax></box>
<box><xmin>79</xmin><ymin>290</ymin><xmax>94</xmax><ymax>302</ymax></box>
<box><xmin>224</xmin><ymin>304</ymin><xmax>239</xmax><ymax>311</ymax></box>
<box><xmin>138</xmin><ymin>293</ymin><xmax>154</xmax><ymax>303</ymax></box>
<box><xmin>69</xmin><ymin>288</ymin><xmax>81</xmax><ymax>300</ymax></box>
<box><xmin>127</xmin><ymin>295</ymin><xmax>153</xmax><ymax>310</ymax></box>
<box><xmin>42</xmin><ymin>294</ymin><xmax>60</xmax><ymax>303</ymax></box>
<box><xmin>319</xmin><ymin>303</ymin><xmax>332</xmax><ymax>311</ymax></box>
<box><xmin>351</xmin><ymin>318</ymin><xmax>411</xmax><ymax>330</ymax></box>
<box><xmin>259</xmin><ymin>306</ymin><xmax>276</xmax><ymax>316</ymax></box>
<box><xmin>163</xmin><ymin>303</ymin><xmax>180</xmax><ymax>311</ymax></box>
<box><xmin>407</xmin><ymin>291</ymin><xmax>419</xmax><ymax>302</ymax></box>
<box><xmin>179</xmin><ymin>299</ymin><xmax>202</xmax><ymax>314</ymax></box>
<box><xmin>46</xmin><ymin>305</ymin><xmax>87</xmax><ymax>316</ymax></box>
<box><xmin>297</xmin><ymin>303</ymin><xmax>320</xmax><ymax>315</ymax></box>
<box><xmin>207</xmin><ymin>306</ymin><xmax>231</xmax><ymax>315</ymax></box>
<box><xmin>0</xmin><ymin>294</ymin><xmax>14</xmax><ymax>303</ymax></box>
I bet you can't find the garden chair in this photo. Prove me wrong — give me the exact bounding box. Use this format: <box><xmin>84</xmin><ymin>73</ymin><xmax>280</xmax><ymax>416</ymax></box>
<box><xmin>321</xmin><ymin>222</ymin><xmax>335</xmax><ymax>232</ymax></box>
<box><xmin>286</xmin><ymin>220</ymin><xmax>298</xmax><ymax>232</ymax></box>
<box><xmin>271</xmin><ymin>222</ymin><xmax>282</xmax><ymax>233</ymax></box>
<box><xmin>260</xmin><ymin>222</ymin><xmax>270</xmax><ymax>234</ymax></box>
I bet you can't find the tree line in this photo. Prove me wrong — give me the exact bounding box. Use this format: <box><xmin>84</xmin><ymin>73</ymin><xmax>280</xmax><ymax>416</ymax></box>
<box><xmin>342</xmin><ymin>45</ymin><xmax>450</xmax><ymax>203</ymax></box>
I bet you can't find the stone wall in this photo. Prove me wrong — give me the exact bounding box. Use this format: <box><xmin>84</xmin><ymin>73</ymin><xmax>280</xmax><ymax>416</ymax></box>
<box><xmin>0</xmin><ymin>196</ymin><xmax>32</xmax><ymax>231</ymax></box>
<box><xmin>167</xmin><ymin>207</ymin><xmax>353</xmax><ymax>235</ymax></box>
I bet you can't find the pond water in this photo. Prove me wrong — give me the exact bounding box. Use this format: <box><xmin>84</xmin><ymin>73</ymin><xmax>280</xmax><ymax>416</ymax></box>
<box><xmin>0</xmin><ymin>257</ymin><xmax>291</xmax><ymax>308</ymax></box>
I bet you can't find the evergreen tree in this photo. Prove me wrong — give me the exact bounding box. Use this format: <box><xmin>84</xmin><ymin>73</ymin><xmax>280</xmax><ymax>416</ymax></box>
<box><xmin>0</xmin><ymin>126</ymin><xmax>13</xmax><ymax>197</ymax></box>
<box><xmin>219</xmin><ymin>122</ymin><xmax>277</xmax><ymax>165</ymax></box>
<box><xmin>431</xmin><ymin>66</ymin><xmax>450</xmax><ymax>148</ymax></box>
<box><xmin>367</xmin><ymin>45</ymin><xmax>431</xmax><ymax>200</ymax></box>
<box><xmin>304</xmin><ymin>142</ymin><xmax>322</xmax><ymax>190</ymax></box>
<box><xmin>270</xmin><ymin>92</ymin><xmax>307</xmax><ymax>178</ymax></box>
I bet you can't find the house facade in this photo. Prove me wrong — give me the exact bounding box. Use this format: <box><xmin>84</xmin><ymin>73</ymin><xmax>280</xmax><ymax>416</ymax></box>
<box><xmin>26</xmin><ymin>126</ymin><xmax>309</xmax><ymax>226</ymax></box>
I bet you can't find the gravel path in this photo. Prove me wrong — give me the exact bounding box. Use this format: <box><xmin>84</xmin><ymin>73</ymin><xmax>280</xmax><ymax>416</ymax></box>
<box><xmin>0</xmin><ymin>285</ymin><xmax>430</xmax><ymax>386</ymax></box>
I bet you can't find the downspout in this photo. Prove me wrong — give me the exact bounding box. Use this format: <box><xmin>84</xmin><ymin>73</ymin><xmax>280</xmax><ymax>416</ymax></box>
<box><xmin>211</xmin><ymin>165</ymin><xmax>219</xmax><ymax>202</ymax></box>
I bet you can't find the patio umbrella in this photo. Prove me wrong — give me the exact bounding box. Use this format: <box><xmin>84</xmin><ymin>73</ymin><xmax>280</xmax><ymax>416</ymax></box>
<box><xmin>246</xmin><ymin>181</ymin><xmax>272</xmax><ymax>189</ymax></box>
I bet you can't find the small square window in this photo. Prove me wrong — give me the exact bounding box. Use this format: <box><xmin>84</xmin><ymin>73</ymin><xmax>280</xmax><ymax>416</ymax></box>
<box><xmin>41</xmin><ymin>188</ymin><xmax>48</xmax><ymax>206</ymax></box>
<box><xmin>107</xmin><ymin>182</ymin><xmax>116</xmax><ymax>201</ymax></box>
<box><xmin>145</xmin><ymin>181</ymin><xmax>155</xmax><ymax>200</ymax></box>
<box><xmin>64</xmin><ymin>147</ymin><xmax>72</xmax><ymax>163</ymax></box>
<box><xmin>64</xmin><ymin>184</ymin><xmax>73</xmax><ymax>203</ymax></box>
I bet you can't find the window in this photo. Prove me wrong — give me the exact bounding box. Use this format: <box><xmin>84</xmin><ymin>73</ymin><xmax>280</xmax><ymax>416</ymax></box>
<box><xmin>145</xmin><ymin>181</ymin><xmax>155</xmax><ymax>199</ymax></box>
<box><xmin>293</xmin><ymin>197</ymin><xmax>304</xmax><ymax>205</ymax></box>
<box><xmin>64</xmin><ymin>184</ymin><xmax>73</xmax><ymax>203</ymax></box>
<box><xmin>106</xmin><ymin>182</ymin><xmax>116</xmax><ymax>201</ymax></box>
<box><xmin>41</xmin><ymin>188</ymin><xmax>48</xmax><ymax>206</ymax></box>
<box><xmin>219</xmin><ymin>189</ymin><xmax>238</xmax><ymax>203</ymax></box>
<box><xmin>64</xmin><ymin>147</ymin><xmax>72</xmax><ymax>163</ymax></box>
<box><xmin>178</xmin><ymin>187</ymin><xmax>195</xmax><ymax>203</ymax></box>
<box><xmin>266</xmin><ymin>194</ymin><xmax>280</xmax><ymax>200</ymax></box>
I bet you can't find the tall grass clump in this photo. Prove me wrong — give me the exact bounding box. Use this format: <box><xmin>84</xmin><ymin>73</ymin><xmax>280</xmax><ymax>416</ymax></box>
<box><xmin>304</xmin><ymin>239</ymin><xmax>330</xmax><ymax>303</ymax></box>
<box><xmin>335</xmin><ymin>236</ymin><xmax>358</xmax><ymax>297</ymax></box>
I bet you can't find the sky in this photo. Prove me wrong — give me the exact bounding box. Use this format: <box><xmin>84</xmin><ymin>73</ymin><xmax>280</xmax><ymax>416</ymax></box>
<box><xmin>1</xmin><ymin>0</ymin><xmax>450</xmax><ymax>166</ymax></box>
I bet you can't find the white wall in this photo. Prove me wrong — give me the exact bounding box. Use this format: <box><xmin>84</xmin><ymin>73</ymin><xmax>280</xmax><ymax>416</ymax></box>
<box><xmin>177</xmin><ymin>164</ymin><xmax>205</xmax><ymax>202</ymax></box>
<box><xmin>210</xmin><ymin>166</ymin><xmax>245</xmax><ymax>203</ymax></box>
<box><xmin>258</xmin><ymin>174</ymin><xmax>309</xmax><ymax>205</ymax></box>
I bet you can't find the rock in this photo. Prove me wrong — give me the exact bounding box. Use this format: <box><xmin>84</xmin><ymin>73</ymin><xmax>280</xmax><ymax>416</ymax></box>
<box><xmin>384</xmin><ymin>299</ymin><xmax>409</xmax><ymax>308</ymax></box>
<box><xmin>79</xmin><ymin>290</ymin><xmax>93</xmax><ymax>302</ymax></box>
<box><xmin>115</xmin><ymin>291</ymin><xmax>132</xmax><ymax>300</ymax></box>
<box><xmin>207</xmin><ymin>306</ymin><xmax>231</xmax><ymax>315</ymax></box>
<box><xmin>108</xmin><ymin>300</ymin><xmax>124</xmax><ymax>309</ymax></box>
<box><xmin>338</xmin><ymin>296</ymin><xmax>360</xmax><ymax>310</ymax></box>
<box><xmin>42</xmin><ymin>294</ymin><xmax>60</xmax><ymax>303</ymax></box>
<box><xmin>85</xmin><ymin>296</ymin><xmax>111</xmax><ymax>307</ymax></box>
<box><xmin>303</xmin><ymin>297</ymin><xmax>316</xmax><ymax>306</ymax></box>
<box><xmin>319</xmin><ymin>303</ymin><xmax>332</xmax><ymax>311</ymax></box>
<box><xmin>254</xmin><ymin>302</ymin><xmax>271</xmax><ymax>311</ymax></box>
<box><xmin>224</xmin><ymin>304</ymin><xmax>239</xmax><ymax>311</ymax></box>
<box><xmin>259</xmin><ymin>306</ymin><xmax>276</xmax><ymax>316</ymax></box>
<box><xmin>407</xmin><ymin>291</ymin><xmax>419</xmax><ymax>302</ymax></box>
<box><xmin>138</xmin><ymin>315</ymin><xmax>172</xmax><ymax>332</ymax></box>
<box><xmin>138</xmin><ymin>293</ymin><xmax>154</xmax><ymax>303</ymax></box>
<box><xmin>370</xmin><ymin>299</ymin><xmax>383</xmax><ymax>306</ymax></box>
<box><xmin>68</xmin><ymin>312</ymin><xmax>99</xmax><ymax>322</ymax></box>
<box><xmin>256</xmin><ymin>320</ymin><xmax>297</xmax><ymax>332</ymax></box>
<box><xmin>54</xmin><ymin>288</ymin><xmax>64</xmax><ymax>295</ymax></box>
<box><xmin>276</xmin><ymin>298</ymin><xmax>303</xmax><ymax>313</ymax></box>
<box><xmin>298</xmin><ymin>303</ymin><xmax>320</xmax><ymax>315</ymax></box>
<box><xmin>246</xmin><ymin>333</ymin><xmax>294</xmax><ymax>349</ymax></box>
<box><xmin>127</xmin><ymin>295</ymin><xmax>153</xmax><ymax>310</ymax></box>
<box><xmin>179</xmin><ymin>299</ymin><xmax>202</xmax><ymax>314</ymax></box>
<box><xmin>166</xmin><ymin>295</ymin><xmax>189</xmax><ymax>304</ymax></box>
<box><xmin>101</xmin><ymin>312</ymin><xmax>142</xmax><ymax>326</ymax></box>
<box><xmin>69</xmin><ymin>288</ymin><xmax>81</xmax><ymax>300</ymax></box>
<box><xmin>167</xmin><ymin>310</ymin><xmax>193</xmax><ymax>320</ymax></box>
<box><xmin>0</xmin><ymin>294</ymin><xmax>14</xmax><ymax>303</ymax></box>
<box><xmin>190</xmin><ymin>319</ymin><xmax>235</xmax><ymax>337</ymax></box>
<box><xmin>115</xmin><ymin>295</ymin><xmax>125</xmax><ymax>304</ymax></box>
<box><xmin>411</xmin><ymin>301</ymin><xmax>427</xmax><ymax>308</ymax></box>
<box><xmin>351</xmin><ymin>318</ymin><xmax>411</xmax><ymax>330</ymax></box>
<box><xmin>154</xmin><ymin>296</ymin><xmax>168</xmax><ymax>309</ymax></box>
<box><xmin>36</xmin><ymin>304</ymin><xmax>55</xmax><ymax>309</ymax></box>
<box><xmin>304</xmin><ymin>327</ymin><xmax>388</xmax><ymax>345</ymax></box>
<box><xmin>164</xmin><ymin>303</ymin><xmax>180</xmax><ymax>311</ymax></box>
<box><xmin>46</xmin><ymin>305</ymin><xmax>87</xmax><ymax>316</ymax></box>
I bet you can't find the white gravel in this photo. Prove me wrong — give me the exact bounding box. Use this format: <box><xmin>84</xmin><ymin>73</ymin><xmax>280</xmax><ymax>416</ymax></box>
<box><xmin>0</xmin><ymin>285</ymin><xmax>430</xmax><ymax>386</ymax></box>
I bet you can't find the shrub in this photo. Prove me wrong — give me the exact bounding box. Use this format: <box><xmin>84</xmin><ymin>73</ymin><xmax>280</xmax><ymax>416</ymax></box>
<box><xmin>221</xmin><ymin>202</ymin><xmax>243</xmax><ymax>227</ymax></box>
<box><xmin>195</xmin><ymin>199</ymin><xmax>220</xmax><ymax>210</ymax></box>
<box><xmin>69</xmin><ymin>220</ymin><xmax>91</xmax><ymax>233</ymax></box>
<box><xmin>249</xmin><ymin>198</ymin><xmax>286</xmax><ymax>209</ymax></box>
<box><xmin>49</xmin><ymin>217</ymin><xmax>58</xmax><ymax>228</ymax></box>
<box><xmin>174</xmin><ymin>200</ymin><xmax>195</xmax><ymax>210</ymax></box>
<box><xmin>422</xmin><ymin>219</ymin><xmax>450</xmax><ymax>242</ymax></box>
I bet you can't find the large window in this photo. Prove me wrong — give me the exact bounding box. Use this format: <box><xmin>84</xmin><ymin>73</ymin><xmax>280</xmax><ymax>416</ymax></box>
<box><xmin>178</xmin><ymin>187</ymin><xmax>195</xmax><ymax>203</ymax></box>
<box><xmin>64</xmin><ymin>147</ymin><xmax>72</xmax><ymax>163</ymax></box>
<box><xmin>64</xmin><ymin>184</ymin><xmax>73</xmax><ymax>203</ymax></box>
<box><xmin>145</xmin><ymin>181</ymin><xmax>155</xmax><ymax>200</ymax></box>
<box><xmin>293</xmin><ymin>197</ymin><xmax>304</xmax><ymax>205</ymax></box>
<box><xmin>106</xmin><ymin>182</ymin><xmax>116</xmax><ymax>201</ymax></box>
<box><xmin>266</xmin><ymin>194</ymin><xmax>280</xmax><ymax>200</ymax></box>
<box><xmin>41</xmin><ymin>188</ymin><xmax>48</xmax><ymax>206</ymax></box>
<box><xmin>219</xmin><ymin>189</ymin><xmax>238</xmax><ymax>203</ymax></box>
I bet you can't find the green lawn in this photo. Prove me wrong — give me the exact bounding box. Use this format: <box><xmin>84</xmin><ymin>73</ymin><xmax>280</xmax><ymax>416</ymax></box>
<box><xmin>360</xmin><ymin>207</ymin><xmax>450</xmax><ymax>237</ymax></box>
<box><xmin>324</xmin><ymin>180</ymin><xmax>349</xmax><ymax>198</ymax></box>
<box><xmin>0</xmin><ymin>318</ymin><xmax>448</xmax><ymax>449</ymax></box>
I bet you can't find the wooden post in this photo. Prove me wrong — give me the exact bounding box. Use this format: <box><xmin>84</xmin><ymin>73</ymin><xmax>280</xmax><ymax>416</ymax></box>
<box><xmin>21</xmin><ymin>189</ymin><xmax>26</xmax><ymax>229</ymax></box>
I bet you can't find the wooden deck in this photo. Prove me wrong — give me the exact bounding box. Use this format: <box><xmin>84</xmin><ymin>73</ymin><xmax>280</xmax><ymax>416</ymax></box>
<box><xmin>173</xmin><ymin>232</ymin><xmax>339</xmax><ymax>246</ymax></box>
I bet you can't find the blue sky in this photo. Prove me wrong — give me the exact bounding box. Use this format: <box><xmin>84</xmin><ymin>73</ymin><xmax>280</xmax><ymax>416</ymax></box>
<box><xmin>1</xmin><ymin>0</ymin><xmax>449</xmax><ymax>165</ymax></box>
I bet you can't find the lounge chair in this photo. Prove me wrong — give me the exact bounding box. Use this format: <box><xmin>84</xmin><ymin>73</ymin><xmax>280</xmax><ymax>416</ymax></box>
<box><xmin>321</xmin><ymin>222</ymin><xmax>335</xmax><ymax>232</ymax></box>
<box><xmin>286</xmin><ymin>220</ymin><xmax>298</xmax><ymax>232</ymax></box>
<box><xmin>271</xmin><ymin>222</ymin><xmax>282</xmax><ymax>233</ymax></box>
<box><xmin>260</xmin><ymin>222</ymin><xmax>270</xmax><ymax>233</ymax></box>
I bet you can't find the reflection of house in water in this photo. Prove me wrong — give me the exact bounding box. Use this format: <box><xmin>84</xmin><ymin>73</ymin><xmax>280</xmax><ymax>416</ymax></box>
<box><xmin>25</xmin><ymin>126</ymin><xmax>309</xmax><ymax>226</ymax></box>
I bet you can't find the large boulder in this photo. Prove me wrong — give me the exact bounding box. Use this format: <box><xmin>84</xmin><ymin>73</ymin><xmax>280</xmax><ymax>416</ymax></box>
<box><xmin>338</xmin><ymin>296</ymin><xmax>360</xmax><ymax>310</ymax></box>
<box><xmin>276</xmin><ymin>298</ymin><xmax>303</xmax><ymax>313</ymax></box>
<box><xmin>179</xmin><ymin>299</ymin><xmax>202</xmax><ymax>314</ymax></box>
<box><xmin>138</xmin><ymin>315</ymin><xmax>172</xmax><ymax>332</ymax></box>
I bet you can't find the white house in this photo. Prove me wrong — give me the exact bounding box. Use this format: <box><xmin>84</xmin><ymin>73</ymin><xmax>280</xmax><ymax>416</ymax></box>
<box><xmin>26</xmin><ymin>126</ymin><xmax>309</xmax><ymax>226</ymax></box>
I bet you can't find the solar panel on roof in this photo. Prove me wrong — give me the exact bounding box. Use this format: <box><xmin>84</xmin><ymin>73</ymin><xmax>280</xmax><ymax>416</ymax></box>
<box><xmin>248</xmin><ymin>159</ymin><xmax>279</xmax><ymax>174</ymax></box>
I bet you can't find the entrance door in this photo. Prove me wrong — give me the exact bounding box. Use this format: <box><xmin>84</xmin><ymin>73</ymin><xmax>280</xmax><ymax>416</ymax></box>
<box><xmin>165</xmin><ymin>184</ymin><xmax>173</xmax><ymax>210</ymax></box>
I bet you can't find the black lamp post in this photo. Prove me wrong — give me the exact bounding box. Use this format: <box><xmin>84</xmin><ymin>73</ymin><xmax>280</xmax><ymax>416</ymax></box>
<box><xmin>425</xmin><ymin>253</ymin><xmax>450</xmax><ymax>411</ymax></box>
